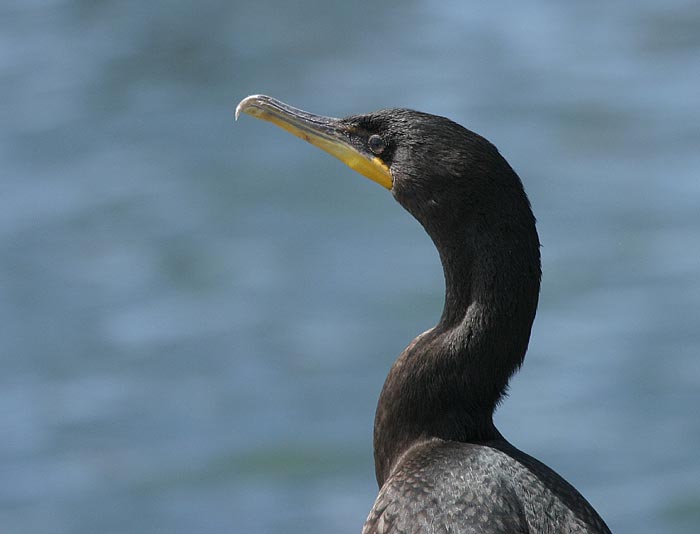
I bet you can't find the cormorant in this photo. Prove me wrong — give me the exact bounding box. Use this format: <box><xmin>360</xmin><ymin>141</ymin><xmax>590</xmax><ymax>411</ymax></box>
<box><xmin>236</xmin><ymin>94</ymin><xmax>612</xmax><ymax>534</ymax></box>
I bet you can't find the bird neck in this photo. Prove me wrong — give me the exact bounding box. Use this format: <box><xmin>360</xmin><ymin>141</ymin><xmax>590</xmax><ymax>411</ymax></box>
<box><xmin>373</xmin><ymin>206</ymin><xmax>541</xmax><ymax>487</ymax></box>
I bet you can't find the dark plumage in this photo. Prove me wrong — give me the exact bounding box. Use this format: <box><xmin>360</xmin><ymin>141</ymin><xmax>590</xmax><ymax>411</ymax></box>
<box><xmin>236</xmin><ymin>95</ymin><xmax>611</xmax><ymax>534</ymax></box>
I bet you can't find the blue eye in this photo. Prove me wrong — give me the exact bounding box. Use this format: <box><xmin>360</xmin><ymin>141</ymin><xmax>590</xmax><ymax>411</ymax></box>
<box><xmin>368</xmin><ymin>135</ymin><xmax>386</xmax><ymax>155</ymax></box>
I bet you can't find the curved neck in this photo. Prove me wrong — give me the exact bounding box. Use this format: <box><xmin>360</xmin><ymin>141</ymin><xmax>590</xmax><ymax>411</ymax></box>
<box><xmin>373</xmin><ymin>202</ymin><xmax>541</xmax><ymax>487</ymax></box>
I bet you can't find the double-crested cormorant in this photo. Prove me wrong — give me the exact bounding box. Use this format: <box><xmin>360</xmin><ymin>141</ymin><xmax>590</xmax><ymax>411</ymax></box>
<box><xmin>236</xmin><ymin>95</ymin><xmax>611</xmax><ymax>534</ymax></box>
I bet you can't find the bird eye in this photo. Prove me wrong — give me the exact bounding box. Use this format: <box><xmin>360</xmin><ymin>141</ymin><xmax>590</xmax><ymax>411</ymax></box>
<box><xmin>368</xmin><ymin>135</ymin><xmax>386</xmax><ymax>155</ymax></box>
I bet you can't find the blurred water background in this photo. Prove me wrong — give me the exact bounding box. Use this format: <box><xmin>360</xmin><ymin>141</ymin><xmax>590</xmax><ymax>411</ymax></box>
<box><xmin>2</xmin><ymin>1</ymin><xmax>700</xmax><ymax>533</ymax></box>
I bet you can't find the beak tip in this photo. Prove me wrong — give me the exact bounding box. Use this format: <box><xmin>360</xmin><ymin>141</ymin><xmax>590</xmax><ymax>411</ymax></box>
<box><xmin>234</xmin><ymin>99</ymin><xmax>247</xmax><ymax>121</ymax></box>
<box><xmin>235</xmin><ymin>94</ymin><xmax>269</xmax><ymax>122</ymax></box>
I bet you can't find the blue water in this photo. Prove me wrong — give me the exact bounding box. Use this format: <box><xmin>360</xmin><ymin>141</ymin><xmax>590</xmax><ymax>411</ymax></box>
<box><xmin>1</xmin><ymin>1</ymin><xmax>699</xmax><ymax>533</ymax></box>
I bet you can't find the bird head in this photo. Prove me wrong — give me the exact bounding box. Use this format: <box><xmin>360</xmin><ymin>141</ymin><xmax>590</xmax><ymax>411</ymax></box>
<box><xmin>236</xmin><ymin>95</ymin><xmax>527</xmax><ymax>241</ymax></box>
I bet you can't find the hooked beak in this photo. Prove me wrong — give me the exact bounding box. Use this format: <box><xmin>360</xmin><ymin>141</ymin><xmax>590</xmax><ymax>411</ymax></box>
<box><xmin>236</xmin><ymin>95</ymin><xmax>392</xmax><ymax>189</ymax></box>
